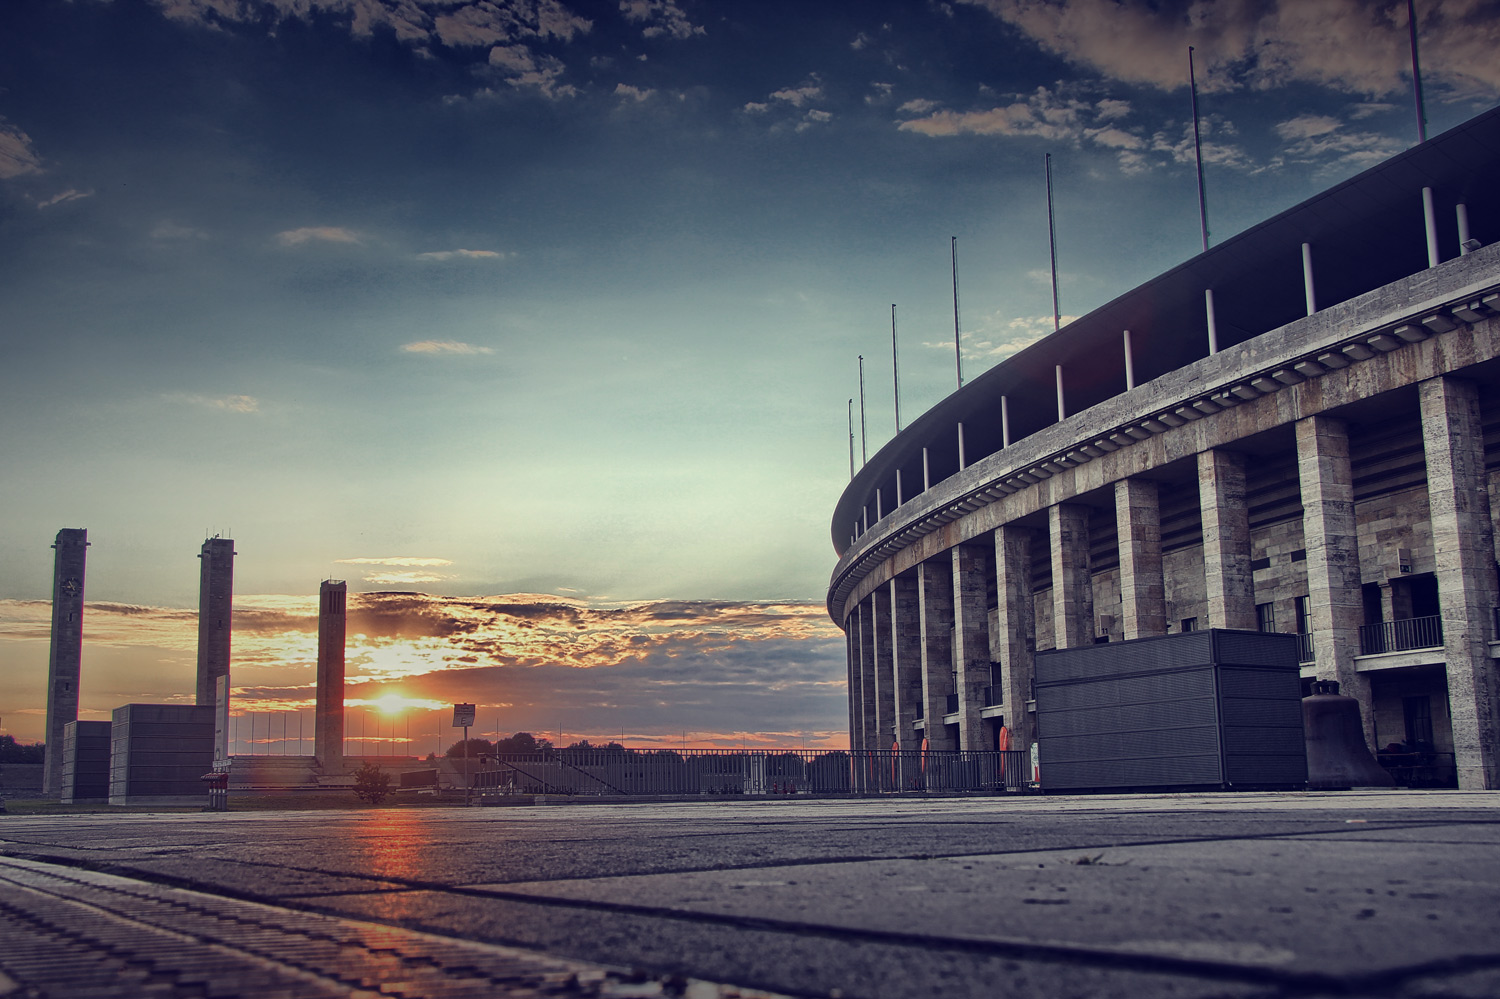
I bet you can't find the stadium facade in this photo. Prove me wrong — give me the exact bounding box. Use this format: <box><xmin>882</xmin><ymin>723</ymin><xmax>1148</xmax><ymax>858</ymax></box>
<box><xmin>828</xmin><ymin>109</ymin><xmax>1500</xmax><ymax>790</ymax></box>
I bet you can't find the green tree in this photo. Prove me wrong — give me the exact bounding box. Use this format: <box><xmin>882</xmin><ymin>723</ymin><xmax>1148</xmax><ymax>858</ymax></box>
<box><xmin>445</xmin><ymin>738</ymin><xmax>493</xmax><ymax>759</ymax></box>
<box><xmin>353</xmin><ymin>762</ymin><xmax>392</xmax><ymax>805</ymax></box>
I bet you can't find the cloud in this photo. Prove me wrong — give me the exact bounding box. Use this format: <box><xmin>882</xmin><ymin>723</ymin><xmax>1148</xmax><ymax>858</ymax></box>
<box><xmin>416</xmin><ymin>248</ymin><xmax>509</xmax><ymax>260</ymax></box>
<box><xmin>0</xmin><ymin>592</ymin><xmax>850</xmax><ymax>746</ymax></box>
<box><xmin>37</xmin><ymin>189</ymin><xmax>92</xmax><ymax>209</ymax></box>
<box><xmin>487</xmin><ymin>44</ymin><xmax>577</xmax><ymax>98</ymax></box>
<box><xmin>769</xmin><ymin>79</ymin><xmax>824</xmax><ymax>108</ymax></box>
<box><xmin>797</xmin><ymin>109</ymin><xmax>834</xmax><ymax>131</ymax></box>
<box><xmin>362</xmin><ymin>571</ymin><xmax>455</xmax><ymax>585</ymax></box>
<box><xmin>957</xmin><ymin>0</ymin><xmax>1500</xmax><ymax>100</ymax></box>
<box><xmin>899</xmin><ymin>87</ymin><xmax>1167</xmax><ymax>169</ymax></box>
<box><xmin>277</xmin><ymin>226</ymin><xmax>362</xmax><ymax>246</ymax></box>
<box><xmin>1274</xmin><ymin>114</ymin><xmax>1342</xmax><ymax>141</ymax></box>
<box><xmin>614</xmin><ymin>82</ymin><xmax>654</xmax><ymax>102</ymax></box>
<box><xmin>401</xmin><ymin>339</ymin><xmax>495</xmax><ymax>355</ymax></box>
<box><xmin>619</xmin><ymin>0</ymin><xmax>704</xmax><ymax>40</ymax></box>
<box><xmin>1272</xmin><ymin>114</ymin><xmax>1406</xmax><ymax>170</ymax></box>
<box><xmin>168</xmin><ymin>393</ymin><xmax>261</xmax><ymax>413</ymax></box>
<box><xmin>336</xmin><ymin>557</ymin><xmax>455</xmax><ymax>567</ymax></box>
<box><xmin>151</xmin><ymin>220</ymin><xmax>209</xmax><ymax>240</ymax></box>
<box><xmin>0</xmin><ymin>120</ymin><xmax>42</xmax><ymax>179</ymax></box>
<box><xmin>927</xmin><ymin>313</ymin><xmax>1080</xmax><ymax>365</ymax></box>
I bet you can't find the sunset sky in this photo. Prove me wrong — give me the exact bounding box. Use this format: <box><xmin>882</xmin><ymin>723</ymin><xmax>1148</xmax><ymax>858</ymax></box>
<box><xmin>3</xmin><ymin>0</ymin><xmax>1498</xmax><ymax>748</ymax></box>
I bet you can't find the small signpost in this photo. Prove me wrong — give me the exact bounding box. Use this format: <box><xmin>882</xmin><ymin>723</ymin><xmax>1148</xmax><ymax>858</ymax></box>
<box><xmin>453</xmin><ymin>704</ymin><xmax>476</xmax><ymax>804</ymax></box>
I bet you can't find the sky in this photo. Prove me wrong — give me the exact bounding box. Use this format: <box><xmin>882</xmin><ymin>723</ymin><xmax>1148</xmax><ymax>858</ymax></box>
<box><xmin>2</xmin><ymin>0</ymin><xmax>1498</xmax><ymax>749</ymax></box>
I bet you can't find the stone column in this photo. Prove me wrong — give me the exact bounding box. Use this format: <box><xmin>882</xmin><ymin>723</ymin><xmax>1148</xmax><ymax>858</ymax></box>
<box><xmin>1115</xmin><ymin>478</ymin><xmax>1166</xmax><ymax>640</ymax></box>
<box><xmin>952</xmin><ymin>544</ymin><xmax>991</xmax><ymax>751</ymax></box>
<box><xmin>844</xmin><ymin>619</ymin><xmax>859</xmax><ymax>752</ymax></box>
<box><xmin>890</xmin><ymin>575</ymin><xmax>923</xmax><ymax>751</ymax></box>
<box><xmin>44</xmin><ymin>528</ymin><xmax>88</xmax><ymax>797</ymax></box>
<box><xmin>1420</xmin><ymin>376</ymin><xmax>1500</xmax><ymax>789</ymax></box>
<box><xmin>1050</xmin><ymin>504</ymin><xmax>1095</xmax><ymax>648</ymax></box>
<box><xmin>1296</xmin><ymin>416</ymin><xmax>1373</xmax><ymax>747</ymax></box>
<box><xmin>995</xmin><ymin>525</ymin><xmax>1037</xmax><ymax>746</ymax></box>
<box><xmin>858</xmin><ymin>597</ymin><xmax>877</xmax><ymax>761</ymax></box>
<box><xmin>918</xmin><ymin>558</ymin><xmax>956</xmax><ymax>751</ymax></box>
<box><xmin>871</xmin><ymin>585</ymin><xmax>895</xmax><ymax>751</ymax></box>
<box><xmin>1199</xmin><ymin>449</ymin><xmax>1256</xmax><ymax>630</ymax></box>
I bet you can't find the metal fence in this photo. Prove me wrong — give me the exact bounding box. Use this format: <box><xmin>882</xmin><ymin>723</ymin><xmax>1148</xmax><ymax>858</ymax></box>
<box><xmin>471</xmin><ymin>748</ymin><xmax>1036</xmax><ymax>797</ymax></box>
<box><xmin>1358</xmin><ymin>615</ymin><xmax>1443</xmax><ymax>655</ymax></box>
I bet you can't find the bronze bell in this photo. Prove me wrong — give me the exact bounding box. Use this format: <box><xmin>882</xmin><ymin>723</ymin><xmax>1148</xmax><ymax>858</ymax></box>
<box><xmin>1303</xmin><ymin>680</ymin><xmax>1394</xmax><ymax>789</ymax></box>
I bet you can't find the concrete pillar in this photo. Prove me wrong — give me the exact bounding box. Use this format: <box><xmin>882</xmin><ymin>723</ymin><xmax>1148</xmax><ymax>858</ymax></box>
<box><xmin>1420</xmin><ymin>376</ymin><xmax>1500</xmax><ymax>789</ymax></box>
<box><xmin>871</xmin><ymin>586</ymin><xmax>894</xmax><ymax>750</ymax></box>
<box><xmin>1199</xmin><ymin>449</ymin><xmax>1256</xmax><ymax>630</ymax></box>
<box><xmin>1050</xmin><ymin>504</ymin><xmax>1095</xmax><ymax>649</ymax></box>
<box><xmin>890</xmin><ymin>575</ymin><xmax>923</xmax><ymax>751</ymax></box>
<box><xmin>995</xmin><ymin>525</ymin><xmax>1037</xmax><ymax>746</ymax></box>
<box><xmin>844</xmin><ymin>621</ymin><xmax>859</xmax><ymax>752</ymax></box>
<box><xmin>1116</xmin><ymin>478</ymin><xmax>1167</xmax><ymax>640</ymax></box>
<box><xmin>858</xmin><ymin>597</ymin><xmax>877</xmax><ymax>759</ymax></box>
<box><xmin>1302</xmin><ymin>242</ymin><xmax>1317</xmax><ymax>314</ymax></box>
<box><xmin>1123</xmin><ymin>330</ymin><xmax>1135</xmax><ymax>390</ymax></box>
<box><xmin>918</xmin><ymin>559</ymin><xmax>955</xmax><ymax>751</ymax></box>
<box><xmin>43</xmin><ymin>528</ymin><xmax>88</xmax><ymax>796</ymax></box>
<box><xmin>316</xmin><ymin>580</ymin><xmax>348</xmax><ymax>771</ymax></box>
<box><xmin>952</xmin><ymin>544</ymin><xmax>990</xmax><ymax>751</ymax></box>
<box><xmin>1379</xmin><ymin>579</ymin><xmax>1415</xmax><ymax>624</ymax></box>
<box><xmin>1423</xmin><ymin>187</ymin><xmax>1440</xmax><ymax>268</ymax></box>
<box><xmin>1296</xmin><ymin>416</ymin><xmax>1373</xmax><ymax>747</ymax></box>
<box><xmin>195</xmin><ymin>538</ymin><xmax>236</xmax><ymax>709</ymax></box>
<box><xmin>1205</xmin><ymin>288</ymin><xmax>1219</xmax><ymax>353</ymax></box>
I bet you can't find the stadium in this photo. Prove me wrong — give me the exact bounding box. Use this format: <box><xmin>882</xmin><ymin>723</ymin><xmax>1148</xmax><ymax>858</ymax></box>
<box><xmin>829</xmin><ymin>108</ymin><xmax>1500</xmax><ymax>791</ymax></box>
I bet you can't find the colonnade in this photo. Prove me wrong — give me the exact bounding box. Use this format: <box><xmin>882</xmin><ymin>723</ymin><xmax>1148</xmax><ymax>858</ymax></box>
<box><xmin>844</xmin><ymin>375</ymin><xmax>1500</xmax><ymax>789</ymax></box>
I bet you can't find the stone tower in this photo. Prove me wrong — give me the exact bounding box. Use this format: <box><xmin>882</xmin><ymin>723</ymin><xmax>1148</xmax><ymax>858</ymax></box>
<box><xmin>315</xmin><ymin>580</ymin><xmax>347</xmax><ymax>771</ymax></box>
<box><xmin>195</xmin><ymin>537</ymin><xmax>236</xmax><ymax>708</ymax></box>
<box><xmin>43</xmin><ymin>528</ymin><xmax>89</xmax><ymax>796</ymax></box>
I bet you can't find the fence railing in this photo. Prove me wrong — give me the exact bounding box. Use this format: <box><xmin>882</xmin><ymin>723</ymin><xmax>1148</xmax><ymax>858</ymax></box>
<box><xmin>1376</xmin><ymin>751</ymin><xmax>1458</xmax><ymax>788</ymax></box>
<box><xmin>470</xmin><ymin>748</ymin><xmax>1036</xmax><ymax>796</ymax></box>
<box><xmin>1358</xmin><ymin>615</ymin><xmax>1443</xmax><ymax>655</ymax></box>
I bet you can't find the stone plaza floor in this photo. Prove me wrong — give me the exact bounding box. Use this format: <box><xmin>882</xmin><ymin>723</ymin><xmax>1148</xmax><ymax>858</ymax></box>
<box><xmin>1</xmin><ymin>790</ymin><xmax>1498</xmax><ymax>998</ymax></box>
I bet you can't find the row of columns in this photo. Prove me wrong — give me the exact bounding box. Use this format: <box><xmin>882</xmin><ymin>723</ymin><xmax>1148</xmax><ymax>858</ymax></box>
<box><xmin>846</xmin><ymin>375</ymin><xmax>1500</xmax><ymax>788</ymax></box>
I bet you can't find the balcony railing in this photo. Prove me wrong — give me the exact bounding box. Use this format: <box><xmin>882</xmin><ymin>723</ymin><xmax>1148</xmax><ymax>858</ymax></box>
<box><xmin>982</xmin><ymin>684</ymin><xmax>1003</xmax><ymax>707</ymax></box>
<box><xmin>1297</xmin><ymin>633</ymin><xmax>1314</xmax><ymax>664</ymax></box>
<box><xmin>1358</xmin><ymin>615</ymin><xmax>1443</xmax><ymax>656</ymax></box>
<box><xmin>471</xmin><ymin>747</ymin><xmax>1037</xmax><ymax>795</ymax></box>
<box><xmin>945</xmin><ymin>693</ymin><xmax>959</xmax><ymax>714</ymax></box>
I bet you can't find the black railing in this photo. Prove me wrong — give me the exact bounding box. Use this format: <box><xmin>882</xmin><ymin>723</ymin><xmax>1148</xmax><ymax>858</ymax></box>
<box><xmin>1297</xmin><ymin>633</ymin><xmax>1314</xmax><ymax>663</ymax></box>
<box><xmin>471</xmin><ymin>748</ymin><xmax>1036</xmax><ymax>796</ymax></box>
<box><xmin>945</xmin><ymin>693</ymin><xmax>959</xmax><ymax>714</ymax></box>
<box><xmin>1377</xmin><ymin>751</ymin><xmax>1458</xmax><ymax>789</ymax></box>
<box><xmin>1358</xmin><ymin>615</ymin><xmax>1443</xmax><ymax>655</ymax></box>
<box><xmin>982</xmin><ymin>684</ymin><xmax>1003</xmax><ymax>707</ymax></box>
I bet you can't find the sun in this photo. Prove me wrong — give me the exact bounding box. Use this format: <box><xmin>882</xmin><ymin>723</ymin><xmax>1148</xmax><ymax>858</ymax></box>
<box><xmin>371</xmin><ymin>692</ymin><xmax>427</xmax><ymax>715</ymax></box>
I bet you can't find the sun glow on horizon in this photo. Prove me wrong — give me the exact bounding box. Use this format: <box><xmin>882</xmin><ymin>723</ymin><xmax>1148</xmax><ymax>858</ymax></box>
<box><xmin>357</xmin><ymin>693</ymin><xmax>446</xmax><ymax>715</ymax></box>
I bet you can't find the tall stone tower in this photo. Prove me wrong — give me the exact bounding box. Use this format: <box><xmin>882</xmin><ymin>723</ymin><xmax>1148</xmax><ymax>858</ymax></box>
<box><xmin>195</xmin><ymin>537</ymin><xmax>236</xmax><ymax>708</ymax></box>
<box><xmin>43</xmin><ymin>528</ymin><xmax>89</xmax><ymax>796</ymax></box>
<box><xmin>315</xmin><ymin>580</ymin><xmax>347</xmax><ymax>771</ymax></box>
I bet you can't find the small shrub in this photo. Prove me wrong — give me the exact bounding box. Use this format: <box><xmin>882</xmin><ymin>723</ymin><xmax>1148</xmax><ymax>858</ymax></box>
<box><xmin>353</xmin><ymin>762</ymin><xmax>392</xmax><ymax>805</ymax></box>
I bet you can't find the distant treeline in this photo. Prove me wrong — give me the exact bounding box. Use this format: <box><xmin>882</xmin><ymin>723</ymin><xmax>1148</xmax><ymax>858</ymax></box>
<box><xmin>0</xmin><ymin>736</ymin><xmax>45</xmax><ymax>764</ymax></box>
